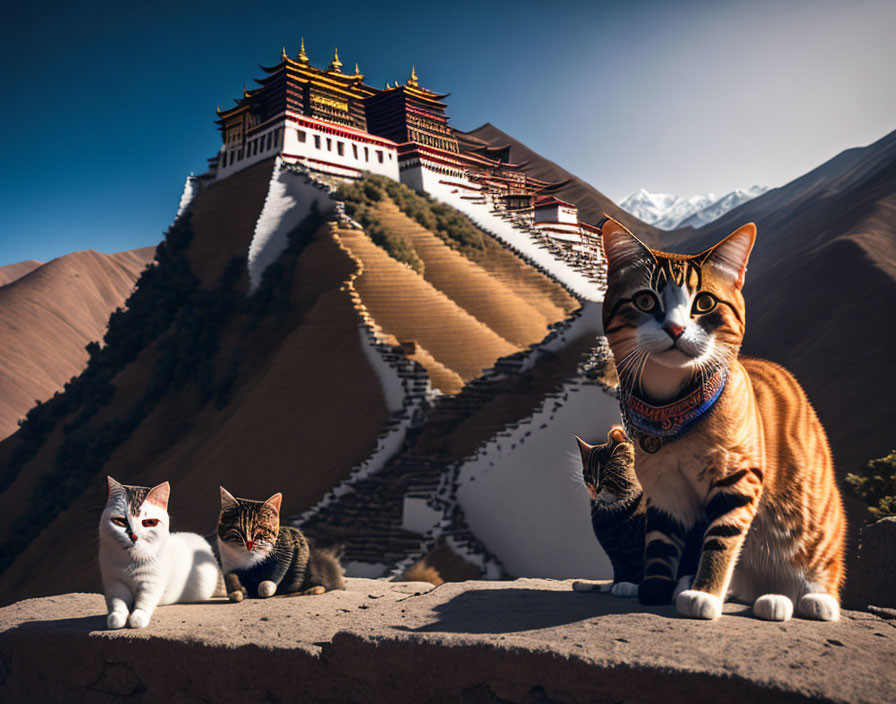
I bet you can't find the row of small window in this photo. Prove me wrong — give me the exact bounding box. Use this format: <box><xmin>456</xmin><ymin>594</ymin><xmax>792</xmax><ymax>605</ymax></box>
<box><xmin>224</xmin><ymin>128</ymin><xmax>283</xmax><ymax>167</ymax></box>
<box><xmin>296</xmin><ymin>129</ymin><xmax>390</xmax><ymax>164</ymax></box>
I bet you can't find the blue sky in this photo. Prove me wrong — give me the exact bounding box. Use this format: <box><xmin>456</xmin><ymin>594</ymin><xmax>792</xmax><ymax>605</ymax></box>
<box><xmin>1</xmin><ymin>0</ymin><xmax>893</xmax><ymax>266</ymax></box>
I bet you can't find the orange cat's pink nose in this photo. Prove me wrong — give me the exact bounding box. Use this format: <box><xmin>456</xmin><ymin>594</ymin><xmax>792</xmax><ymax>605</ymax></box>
<box><xmin>245</xmin><ymin>540</ymin><xmax>254</xmax><ymax>551</ymax></box>
<box><xmin>663</xmin><ymin>323</ymin><xmax>685</xmax><ymax>340</ymax></box>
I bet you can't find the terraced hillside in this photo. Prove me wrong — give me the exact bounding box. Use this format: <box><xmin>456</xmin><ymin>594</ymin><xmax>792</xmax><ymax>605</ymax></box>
<box><xmin>0</xmin><ymin>165</ymin><xmax>587</xmax><ymax>605</ymax></box>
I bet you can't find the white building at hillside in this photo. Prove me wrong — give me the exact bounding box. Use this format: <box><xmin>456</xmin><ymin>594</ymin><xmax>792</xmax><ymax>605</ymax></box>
<box><xmin>532</xmin><ymin>196</ymin><xmax>604</xmax><ymax>263</ymax></box>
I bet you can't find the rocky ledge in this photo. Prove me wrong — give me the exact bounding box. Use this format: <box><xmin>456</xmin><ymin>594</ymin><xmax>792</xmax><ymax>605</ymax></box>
<box><xmin>1</xmin><ymin>578</ymin><xmax>894</xmax><ymax>704</ymax></box>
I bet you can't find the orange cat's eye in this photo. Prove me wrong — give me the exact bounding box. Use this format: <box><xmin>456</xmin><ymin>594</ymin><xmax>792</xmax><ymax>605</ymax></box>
<box><xmin>142</xmin><ymin>519</ymin><xmax>159</xmax><ymax>528</ymax></box>
<box><xmin>632</xmin><ymin>291</ymin><xmax>657</xmax><ymax>312</ymax></box>
<box><xmin>112</xmin><ymin>517</ymin><xmax>128</xmax><ymax>527</ymax></box>
<box><xmin>692</xmin><ymin>292</ymin><xmax>717</xmax><ymax>314</ymax></box>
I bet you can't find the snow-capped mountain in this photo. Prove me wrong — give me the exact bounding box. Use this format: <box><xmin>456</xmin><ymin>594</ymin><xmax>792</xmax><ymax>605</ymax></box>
<box><xmin>620</xmin><ymin>186</ymin><xmax>768</xmax><ymax>230</ymax></box>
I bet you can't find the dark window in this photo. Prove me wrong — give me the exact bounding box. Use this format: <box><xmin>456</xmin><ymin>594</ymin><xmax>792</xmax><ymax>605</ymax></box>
<box><xmin>298</xmin><ymin>130</ymin><xmax>306</xmax><ymax>143</ymax></box>
<box><xmin>364</xmin><ymin>147</ymin><xmax>369</xmax><ymax>161</ymax></box>
<box><xmin>238</xmin><ymin>149</ymin><xmax>243</xmax><ymax>160</ymax></box>
<box><xmin>337</xmin><ymin>142</ymin><xmax>344</xmax><ymax>156</ymax></box>
<box><xmin>376</xmin><ymin>150</ymin><xmax>383</xmax><ymax>163</ymax></box>
<box><xmin>326</xmin><ymin>138</ymin><xmax>332</xmax><ymax>151</ymax></box>
<box><xmin>314</xmin><ymin>135</ymin><xmax>321</xmax><ymax>149</ymax></box>
<box><xmin>352</xmin><ymin>144</ymin><xmax>358</xmax><ymax>159</ymax></box>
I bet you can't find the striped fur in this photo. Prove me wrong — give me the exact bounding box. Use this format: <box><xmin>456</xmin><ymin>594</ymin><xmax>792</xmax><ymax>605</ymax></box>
<box><xmin>217</xmin><ymin>487</ymin><xmax>345</xmax><ymax>601</ymax></box>
<box><xmin>601</xmin><ymin>218</ymin><xmax>846</xmax><ymax>621</ymax></box>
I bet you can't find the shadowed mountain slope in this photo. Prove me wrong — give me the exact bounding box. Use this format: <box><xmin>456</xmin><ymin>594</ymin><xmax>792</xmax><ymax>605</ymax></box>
<box><xmin>670</xmin><ymin>129</ymin><xmax>896</xmax><ymax>489</ymax></box>
<box><xmin>0</xmin><ymin>247</ymin><xmax>155</xmax><ymax>439</ymax></box>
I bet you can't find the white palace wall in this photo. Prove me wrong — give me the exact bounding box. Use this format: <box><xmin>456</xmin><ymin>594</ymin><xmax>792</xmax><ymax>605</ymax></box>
<box><xmin>216</xmin><ymin>113</ymin><xmax>400</xmax><ymax>182</ymax></box>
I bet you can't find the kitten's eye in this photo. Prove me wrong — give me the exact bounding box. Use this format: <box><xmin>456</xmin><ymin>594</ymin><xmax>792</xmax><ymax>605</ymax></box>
<box><xmin>142</xmin><ymin>519</ymin><xmax>159</xmax><ymax>528</ymax></box>
<box><xmin>632</xmin><ymin>291</ymin><xmax>657</xmax><ymax>312</ymax></box>
<box><xmin>112</xmin><ymin>517</ymin><xmax>128</xmax><ymax>527</ymax></box>
<box><xmin>692</xmin><ymin>292</ymin><xmax>717</xmax><ymax>314</ymax></box>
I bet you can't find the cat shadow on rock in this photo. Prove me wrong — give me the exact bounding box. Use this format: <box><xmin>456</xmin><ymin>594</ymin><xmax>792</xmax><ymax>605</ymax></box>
<box><xmin>403</xmin><ymin>588</ymin><xmax>677</xmax><ymax>635</ymax></box>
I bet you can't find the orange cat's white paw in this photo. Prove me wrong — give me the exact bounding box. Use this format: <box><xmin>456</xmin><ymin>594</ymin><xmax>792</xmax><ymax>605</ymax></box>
<box><xmin>676</xmin><ymin>589</ymin><xmax>722</xmax><ymax>620</ymax></box>
<box><xmin>258</xmin><ymin>581</ymin><xmax>277</xmax><ymax>598</ymax></box>
<box><xmin>610</xmin><ymin>582</ymin><xmax>638</xmax><ymax>598</ymax></box>
<box><xmin>673</xmin><ymin>575</ymin><xmax>694</xmax><ymax>601</ymax></box>
<box><xmin>753</xmin><ymin>594</ymin><xmax>793</xmax><ymax>621</ymax></box>
<box><xmin>797</xmin><ymin>593</ymin><xmax>839</xmax><ymax>621</ymax></box>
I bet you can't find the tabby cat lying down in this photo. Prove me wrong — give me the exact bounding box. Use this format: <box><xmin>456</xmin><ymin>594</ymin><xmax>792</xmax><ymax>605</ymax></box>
<box><xmin>217</xmin><ymin>487</ymin><xmax>345</xmax><ymax>601</ymax></box>
<box><xmin>600</xmin><ymin>218</ymin><xmax>845</xmax><ymax>621</ymax></box>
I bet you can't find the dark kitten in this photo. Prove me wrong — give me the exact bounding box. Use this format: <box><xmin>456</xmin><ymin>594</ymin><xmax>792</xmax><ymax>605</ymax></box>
<box><xmin>216</xmin><ymin>487</ymin><xmax>345</xmax><ymax>601</ymax></box>
<box><xmin>576</xmin><ymin>426</ymin><xmax>646</xmax><ymax>596</ymax></box>
<box><xmin>575</xmin><ymin>426</ymin><xmax>704</xmax><ymax>597</ymax></box>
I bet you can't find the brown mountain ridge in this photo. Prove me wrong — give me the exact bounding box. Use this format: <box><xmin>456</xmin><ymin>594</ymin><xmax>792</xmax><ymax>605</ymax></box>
<box><xmin>0</xmin><ymin>247</ymin><xmax>155</xmax><ymax>439</ymax></box>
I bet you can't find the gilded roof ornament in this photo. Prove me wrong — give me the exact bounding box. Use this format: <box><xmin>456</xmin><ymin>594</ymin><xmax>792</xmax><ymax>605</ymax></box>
<box><xmin>385</xmin><ymin>81</ymin><xmax>391</xmax><ymax>89</ymax></box>
<box><xmin>328</xmin><ymin>47</ymin><xmax>343</xmax><ymax>72</ymax></box>
<box><xmin>243</xmin><ymin>83</ymin><xmax>249</xmax><ymax>97</ymax></box>
<box><xmin>297</xmin><ymin>37</ymin><xmax>309</xmax><ymax>64</ymax></box>
<box><xmin>354</xmin><ymin>62</ymin><xmax>361</xmax><ymax>76</ymax></box>
<box><xmin>281</xmin><ymin>46</ymin><xmax>288</xmax><ymax>61</ymax></box>
<box><xmin>408</xmin><ymin>65</ymin><xmax>419</xmax><ymax>87</ymax></box>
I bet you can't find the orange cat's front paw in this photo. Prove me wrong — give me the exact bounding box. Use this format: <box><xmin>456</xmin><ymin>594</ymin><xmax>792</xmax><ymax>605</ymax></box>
<box><xmin>676</xmin><ymin>589</ymin><xmax>722</xmax><ymax>620</ymax></box>
<box><xmin>228</xmin><ymin>589</ymin><xmax>246</xmax><ymax>603</ymax></box>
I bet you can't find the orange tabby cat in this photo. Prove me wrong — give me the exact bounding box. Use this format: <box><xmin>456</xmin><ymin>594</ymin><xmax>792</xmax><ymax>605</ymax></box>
<box><xmin>600</xmin><ymin>217</ymin><xmax>845</xmax><ymax>621</ymax></box>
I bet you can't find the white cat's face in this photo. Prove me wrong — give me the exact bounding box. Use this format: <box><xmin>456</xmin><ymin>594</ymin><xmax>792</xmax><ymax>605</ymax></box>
<box><xmin>101</xmin><ymin>478</ymin><xmax>170</xmax><ymax>561</ymax></box>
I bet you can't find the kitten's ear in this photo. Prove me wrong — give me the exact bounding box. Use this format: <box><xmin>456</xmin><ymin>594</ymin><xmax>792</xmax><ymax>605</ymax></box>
<box><xmin>574</xmin><ymin>435</ymin><xmax>593</xmax><ymax>464</ymax></box>
<box><xmin>608</xmin><ymin>425</ymin><xmax>628</xmax><ymax>444</ymax></box>
<box><xmin>106</xmin><ymin>476</ymin><xmax>123</xmax><ymax>499</ymax></box>
<box><xmin>700</xmin><ymin>223</ymin><xmax>756</xmax><ymax>289</ymax></box>
<box><xmin>264</xmin><ymin>493</ymin><xmax>282</xmax><ymax>515</ymax></box>
<box><xmin>146</xmin><ymin>481</ymin><xmax>170</xmax><ymax>511</ymax></box>
<box><xmin>601</xmin><ymin>217</ymin><xmax>654</xmax><ymax>276</ymax></box>
<box><xmin>220</xmin><ymin>486</ymin><xmax>239</xmax><ymax>510</ymax></box>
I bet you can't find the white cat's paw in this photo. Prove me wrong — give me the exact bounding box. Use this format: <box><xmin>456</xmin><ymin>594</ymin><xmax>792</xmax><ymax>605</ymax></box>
<box><xmin>571</xmin><ymin>580</ymin><xmax>601</xmax><ymax>592</ymax></box>
<box><xmin>753</xmin><ymin>594</ymin><xmax>793</xmax><ymax>622</ymax></box>
<box><xmin>106</xmin><ymin>611</ymin><xmax>127</xmax><ymax>630</ymax></box>
<box><xmin>676</xmin><ymin>589</ymin><xmax>723</xmax><ymax>620</ymax></box>
<box><xmin>258</xmin><ymin>580</ymin><xmax>277</xmax><ymax>598</ymax></box>
<box><xmin>610</xmin><ymin>582</ymin><xmax>639</xmax><ymax>598</ymax></box>
<box><xmin>797</xmin><ymin>593</ymin><xmax>840</xmax><ymax>621</ymax></box>
<box><xmin>673</xmin><ymin>574</ymin><xmax>694</xmax><ymax>601</ymax></box>
<box><xmin>127</xmin><ymin>609</ymin><xmax>150</xmax><ymax>629</ymax></box>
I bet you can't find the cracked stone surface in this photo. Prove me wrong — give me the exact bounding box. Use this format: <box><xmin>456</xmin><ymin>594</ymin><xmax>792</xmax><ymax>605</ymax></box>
<box><xmin>1</xmin><ymin>578</ymin><xmax>894</xmax><ymax>703</ymax></box>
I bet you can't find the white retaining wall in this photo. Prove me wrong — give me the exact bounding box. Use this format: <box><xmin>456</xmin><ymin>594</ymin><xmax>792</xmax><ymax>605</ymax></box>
<box><xmin>246</xmin><ymin>158</ymin><xmax>337</xmax><ymax>293</ymax></box>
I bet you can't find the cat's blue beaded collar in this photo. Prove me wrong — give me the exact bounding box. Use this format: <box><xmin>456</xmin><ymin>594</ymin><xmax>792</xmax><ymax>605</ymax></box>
<box><xmin>621</xmin><ymin>367</ymin><xmax>728</xmax><ymax>452</ymax></box>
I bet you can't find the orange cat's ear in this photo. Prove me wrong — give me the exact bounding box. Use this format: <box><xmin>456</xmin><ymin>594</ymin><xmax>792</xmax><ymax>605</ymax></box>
<box><xmin>220</xmin><ymin>486</ymin><xmax>238</xmax><ymax>510</ymax></box>
<box><xmin>574</xmin><ymin>435</ymin><xmax>593</xmax><ymax>463</ymax></box>
<box><xmin>701</xmin><ymin>223</ymin><xmax>756</xmax><ymax>289</ymax></box>
<box><xmin>601</xmin><ymin>217</ymin><xmax>654</xmax><ymax>276</ymax></box>
<box><xmin>265</xmin><ymin>492</ymin><xmax>282</xmax><ymax>515</ymax></box>
<box><xmin>146</xmin><ymin>481</ymin><xmax>170</xmax><ymax>510</ymax></box>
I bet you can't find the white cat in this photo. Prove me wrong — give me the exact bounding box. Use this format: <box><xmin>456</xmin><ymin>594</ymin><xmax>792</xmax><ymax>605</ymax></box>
<box><xmin>99</xmin><ymin>476</ymin><xmax>222</xmax><ymax>629</ymax></box>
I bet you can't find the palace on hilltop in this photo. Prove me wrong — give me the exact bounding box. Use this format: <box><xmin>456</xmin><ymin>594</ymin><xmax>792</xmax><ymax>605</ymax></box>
<box><xmin>213</xmin><ymin>40</ymin><xmax>603</xmax><ymax>269</ymax></box>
